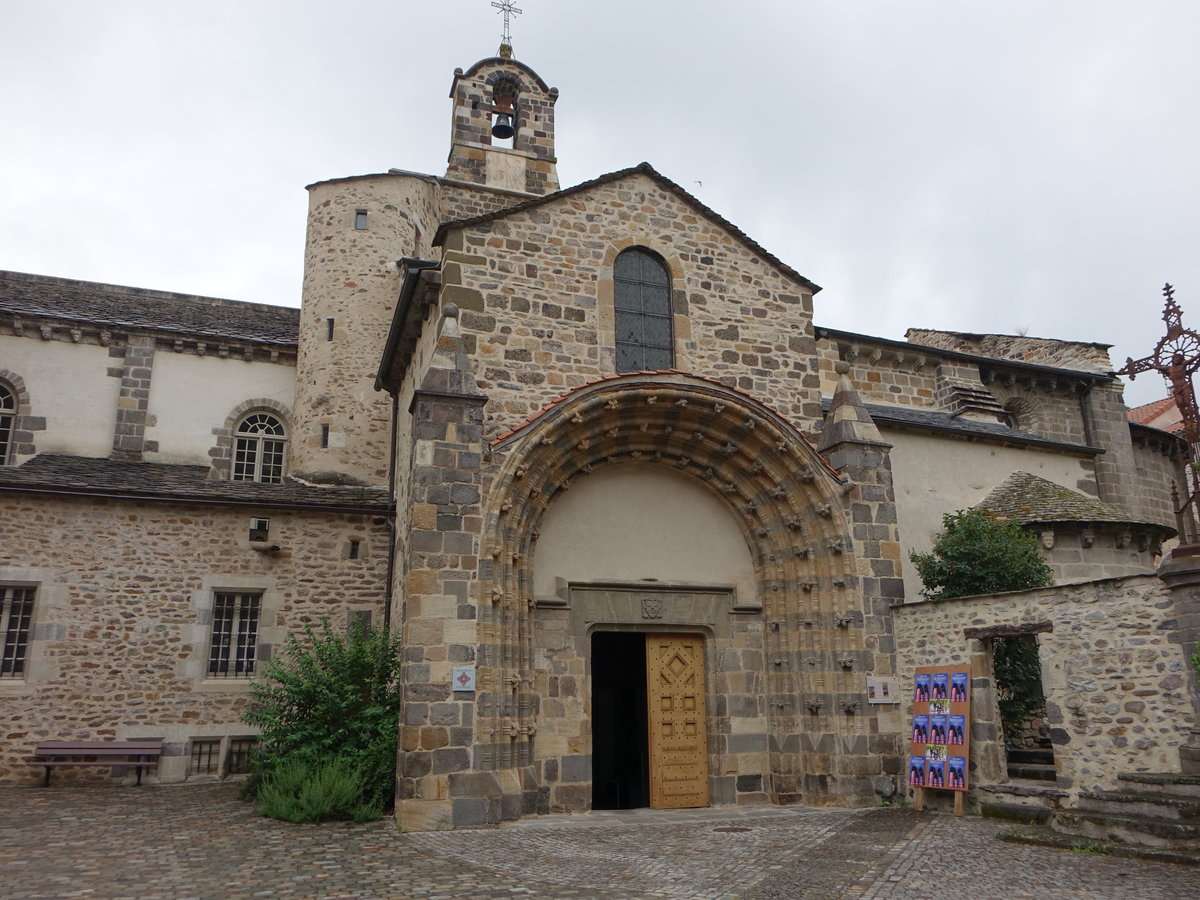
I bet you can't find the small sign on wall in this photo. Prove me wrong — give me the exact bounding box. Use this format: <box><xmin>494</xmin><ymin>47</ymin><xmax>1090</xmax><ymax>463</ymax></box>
<box><xmin>452</xmin><ymin>667</ymin><xmax>476</xmax><ymax>692</ymax></box>
<box><xmin>866</xmin><ymin>676</ymin><xmax>900</xmax><ymax>704</ymax></box>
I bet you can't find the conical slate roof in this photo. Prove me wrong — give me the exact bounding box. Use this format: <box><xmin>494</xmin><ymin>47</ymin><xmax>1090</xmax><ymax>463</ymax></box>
<box><xmin>976</xmin><ymin>471</ymin><xmax>1170</xmax><ymax>531</ymax></box>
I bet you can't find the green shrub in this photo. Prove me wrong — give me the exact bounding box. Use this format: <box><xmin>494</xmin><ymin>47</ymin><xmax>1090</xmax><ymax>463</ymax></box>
<box><xmin>241</xmin><ymin>618</ymin><xmax>401</xmax><ymax>820</ymax></box>
<box><xmin>993</xmin><ymin>634</ymin><xmax>1047</xmax><ymax>741</ymax></box>
<box><xmin>256</xmin><ymin>755</ymin><xmax>383</xmax><ymax>823</ymax></box>
<box><xmin>910</xmin><ymin>509</ymin><xmax>1053</xmax><ymax>601</ymax></box>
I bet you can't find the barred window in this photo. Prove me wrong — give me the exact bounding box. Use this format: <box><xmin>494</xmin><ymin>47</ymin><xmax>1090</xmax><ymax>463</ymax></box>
<box><xmin>1</xmin><ymin>585</ymin><xmax>35</xmax><ymax>678</ymax></box>
<box><xmin>232</xmin><ymin>414</ymin><xmax>286</xmax><ymax>483</ymax></box>
<box><xmin>0</xmin><ymin>383</ymin><xmax>15</xmax><ymax>466</ymax></box>
<box><xmin>207</xmin><ymin>592</ymin><xmax>261</xmax><ymax>677</ymax></box>
<box><xmin>614</xmin><ymin>248</ymin><xmax>673</xmax><ymax>373</ymax></box>
<box><xmin>228</xmin><ymin>738</ymin><xmax>258</xmax><ymax>775</ymax></box>
<box><xmin>190</xmin><ymin>739</ymin><xmax>221</xmax><ymax>776</ymax></box>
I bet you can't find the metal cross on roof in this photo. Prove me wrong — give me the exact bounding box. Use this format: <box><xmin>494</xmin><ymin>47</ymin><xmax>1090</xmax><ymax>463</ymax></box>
<box><xmin>492</xmin><ymin>0</ymin><xmax>523</xmax><ymax>47</ymax></box>
<box><xmin>1120</xmin><ymin>283</ymin><xmax>1200</xmax><ymax>450</ymax></box>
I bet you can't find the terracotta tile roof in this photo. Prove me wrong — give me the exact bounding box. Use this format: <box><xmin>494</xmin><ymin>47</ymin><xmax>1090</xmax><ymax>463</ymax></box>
<box><xmin>432</xmin><ymin>162</ymin><xmax>821</xmax><ymax>294</ymax></box>
<box><xmin>1126</xmin><ymin>396</ymin><xmax>1184</xmax><ymax>433</ymax></box>
<box><xmin>0</xmin><ymin>455</ymin><xmax>388</xmax><ymax>512</ymax></box>
<box><xmin>975</xmin><ymin>470</ymin><xmax>1167</xmax><ymax>530</ymax></box>
<box><xmin>0</xmin><ymin>271</ymin><xmax>299</xmax><ymax>345</ymax></box>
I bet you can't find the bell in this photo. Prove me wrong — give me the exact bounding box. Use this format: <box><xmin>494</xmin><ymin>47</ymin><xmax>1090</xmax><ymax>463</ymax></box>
<box><xmin>491</xmin><ymin>112</ymin><xmax>515</xmax><ymax>140</ymax></box>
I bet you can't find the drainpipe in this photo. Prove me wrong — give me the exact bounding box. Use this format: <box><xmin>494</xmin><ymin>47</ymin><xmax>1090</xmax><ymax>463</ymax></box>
<box><xmin>383</xmin><ymin>390</ymin><xmax>399</xmax><ymax>634</ymax></box>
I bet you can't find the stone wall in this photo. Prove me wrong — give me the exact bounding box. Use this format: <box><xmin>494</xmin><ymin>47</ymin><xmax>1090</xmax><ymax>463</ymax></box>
<box><xmin>293</xmin><ymin>173</ymin><xmax>442</xmax><ymax>485</ymax></box>
<box><xmin>905</xmin><ymin>329</ymin><xmax>1114</xmax><ymax>374</ymax></box>
<box><xmin>0</xmin><ymin>492</ymin><xmax>389</xmax><ymax>784</ymax></box>
<box><xmin>438</xmin><ymin>170</ymin><xmax>822</xmax><ymax>441</ymax></box>
<box><xmin>815</xmin><ymin>336</ymin><xmax>938</xmax><ymax>409</ymax></box>
<box><xmin>892</xmin><ymin>575</ymin><xmax>1197</xmax><ymax>805</ymax></box>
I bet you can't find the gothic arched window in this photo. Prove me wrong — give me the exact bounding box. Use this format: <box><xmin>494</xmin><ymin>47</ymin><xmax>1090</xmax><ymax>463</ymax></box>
<box><xmin>615</xmin><ymin>248</ymin><xmax>673</xmax><ymax>372</ymax></box>
<box><xmin>0</xmin><ymin>383</ymin><xmax>15</xmax><ymax>466</ymax></box>
<box><xmin>232</xmin><ymin>413</ymin><xmax>286</xmax><ymax>483</ymax></box>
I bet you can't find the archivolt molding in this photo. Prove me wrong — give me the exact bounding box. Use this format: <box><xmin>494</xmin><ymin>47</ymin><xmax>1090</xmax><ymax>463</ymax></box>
<box><xmin>476</xmin><ymin>373</ymin><xmax>862</xmax><ymax>766</ymax></box>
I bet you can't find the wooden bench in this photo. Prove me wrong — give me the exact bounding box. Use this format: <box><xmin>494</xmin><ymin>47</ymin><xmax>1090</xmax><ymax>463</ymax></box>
<box><xmin>32</xmin><ymin>740</ymin><xmax>164</xmax><ymax>786</ymax></box>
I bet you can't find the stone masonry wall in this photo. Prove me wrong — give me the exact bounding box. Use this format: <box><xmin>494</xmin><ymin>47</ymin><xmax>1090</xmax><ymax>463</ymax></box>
<box><xmin>0</xmin><ymin>493</ymin><xmax>389</xmax><ymax>784</ymax></box>
<box><xmin>438</xmin><ymin>171</ymin><xmax>822</xmax><ymax>441</ymax></box>
<box><xmin>1129</xmin><ymin>432</ymin><xmax>1186</xmax><ymax>533</ymax></box>
<box><xmin>815</xmin><ymin>337</ymin><xmax>938</xmax><ymax>409</ymax></box>
<box><xmin>293</xmin><ymin>174</ymin><xmax>442</xmax><ymax>485</ymax></box>
<box><xmin>892</xmin><ymin>575</ymin><xmax>1197</xmax><ymax>805</ymax></box>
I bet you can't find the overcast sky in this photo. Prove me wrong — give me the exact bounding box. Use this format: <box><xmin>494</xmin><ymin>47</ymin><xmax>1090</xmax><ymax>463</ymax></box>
<box><xmin>4</xmin><ymin>1</ymin><xmax>1197</xmax><ymax>407</ymax></box>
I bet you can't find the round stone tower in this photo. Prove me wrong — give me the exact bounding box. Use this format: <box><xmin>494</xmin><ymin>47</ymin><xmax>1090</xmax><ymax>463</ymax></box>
<box><xmin>290</xmin><ymin>173</ymin><xmax>441</xmax><ymax>486</ymax></box>
<box><xmin>291</xmin><ymin>45</ymin><xmax>559</xmax><ymax>486</ymax></box>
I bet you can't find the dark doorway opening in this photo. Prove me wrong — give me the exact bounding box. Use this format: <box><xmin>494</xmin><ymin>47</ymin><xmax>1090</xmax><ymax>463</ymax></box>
<box><xmin>591</xmin><ymin>631</ymin><xmax>649</xmax><ymax>810</ymax></box>
<box><xmin>993</xmin><ymin>634</ymin><xmax>1055</xmax><ymax>782</ymax></box>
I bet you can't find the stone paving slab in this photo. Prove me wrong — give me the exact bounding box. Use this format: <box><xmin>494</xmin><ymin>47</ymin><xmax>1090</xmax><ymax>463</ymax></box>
<box><xmin>0</xmin><ymin>783</ymin><xmax>1196</xmax><ymax>899</ymax></box>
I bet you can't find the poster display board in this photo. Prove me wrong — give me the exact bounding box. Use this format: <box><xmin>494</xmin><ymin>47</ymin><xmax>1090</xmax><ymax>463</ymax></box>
<box><xmin>909</xmin><ymin>666</ymin><xmax>970</xmax><ymax>801</ymax></box>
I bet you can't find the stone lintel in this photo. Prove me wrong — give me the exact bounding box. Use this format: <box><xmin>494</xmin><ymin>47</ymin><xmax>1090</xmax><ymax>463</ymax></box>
<box><xmin>963</xmin><ymin>621</ymin><xmax>1053</xmax><ymax>641</ymax></box>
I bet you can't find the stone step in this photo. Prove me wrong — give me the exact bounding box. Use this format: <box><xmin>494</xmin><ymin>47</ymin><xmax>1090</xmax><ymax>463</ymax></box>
<box><xmin>1052</xmin><ymin>809</ymin><xmax>1200</xmax><ymax>850</ymax></box>
<box><xmin>1005</xmin><ymin>763</ymin><xmax>1056</xmax><ymax>782</ymax></box>
<box><xmin>999</xmin><ymin>823</ymin><xmax>1200</xmax><ymax>867</ymax></box>
<box><xmin>1005</xmin><ymin>748</ymin><xmax>1054</xmax><ymax>766</ymax></box>
<box><xmin>979</xmin><ymin>801</ymin><xmax>1052</xmax><ymax>825</ymax></box>
<box><xmin>1117</xmin><ymin>772</ymin><xmax>1200</xmax><ymax>799</ymax></box>
<box><xmin>976</xmin><ymin>780</ymin><xmax>1067</xmax><ymax>821</ymax></box>
<box><xmin>1077</xmin><ymin>790</ymin><xmax>1200</xmax><ymax>822</ymax></box>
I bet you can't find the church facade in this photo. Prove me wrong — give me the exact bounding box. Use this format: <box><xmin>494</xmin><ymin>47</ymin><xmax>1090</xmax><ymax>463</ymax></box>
<box><xmin>0</xmin><ymin>47</ymin><xmax>1189</xmax><ymax>829</ymax></box>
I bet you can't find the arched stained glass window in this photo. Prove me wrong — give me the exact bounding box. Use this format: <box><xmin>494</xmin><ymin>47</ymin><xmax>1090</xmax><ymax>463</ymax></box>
<box><xmin>233</xmin><ymin>413</ymin><xmax>286</xmax><ymax>483</ymax></box>
<box><xmin>0</xmin><ymin>384</ymin><xmax>14</xmax><ymax>466</ymax></box>
<box><xmin>615</xmin><ymin>248</ymin><xmax>673</xmax><ymax>372</ymax></box>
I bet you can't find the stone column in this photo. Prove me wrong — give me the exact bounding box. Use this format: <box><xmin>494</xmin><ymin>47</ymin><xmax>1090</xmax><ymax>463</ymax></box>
<box><xmin>816</xmin><ymin>362</ymin><xmax>905</xmax><ymax>800</ymax></box>
<box><xmin>396</xmin><ymin>306</ymin><xmax>490</xmax><ymax>830</ymax></box>
<box><xmin>110</xmin><ymin>334</ymin><xmax>156</xmax><ymax>460</ymax></box>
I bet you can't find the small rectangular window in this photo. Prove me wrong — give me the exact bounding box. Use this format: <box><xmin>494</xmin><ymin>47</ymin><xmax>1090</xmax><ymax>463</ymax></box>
<box><xmin>208</xmin><ymin>592</ymin><xmax>261</xmax><ymax>678</ymax></box>
<box><xmin>325</xmin><ymin>317</ymin><xmax>335</xmax><ymax>341</ymax></box>
<box><xmin>0</xmin><ymin>585</ymin><xmax>34</xmax><ymax>678</ymax></box>
<box><xmin>249</xmin><ymin>518</ymin><xmax>270</xmax><ymax>542</ymax></box>
<box><xmin>190</xmin><ymin>740</ymin><xmax>221</xmax><ymax>776</ymax></box>
<box><xmin>320</xmin><ymin>425</ymin><xmax>330</xmax><ymax>449</ymax></box>
<box><xmin>354</xmin><ymin>210</ymin><xmax>368</xmax><ymax>230</ymax></box>
<box><xmin>348</xmin><ymin>539</ymin><xmax>361</xmax><ymax>560</ymax></box>
<box><xmin>227</xmin><ymin>738</ymin><xmax>258</xmax><ymax>775</ymax></box>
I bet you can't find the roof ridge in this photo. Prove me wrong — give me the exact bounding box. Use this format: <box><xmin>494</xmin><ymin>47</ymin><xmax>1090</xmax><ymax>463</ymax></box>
<box><xmin>432</xmin><ymin>163</ymin><xmax>820</xmax><ymax>293</ymax></box>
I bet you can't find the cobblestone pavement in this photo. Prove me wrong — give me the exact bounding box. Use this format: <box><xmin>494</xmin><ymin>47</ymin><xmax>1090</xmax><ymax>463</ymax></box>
<box><xmin>0</xmin><ymin>783</ymin><xmax>1195</xmax><ymax>899</ymax></box>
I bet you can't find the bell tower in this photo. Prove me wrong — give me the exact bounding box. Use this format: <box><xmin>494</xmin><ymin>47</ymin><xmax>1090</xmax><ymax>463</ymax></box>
<box><xmin>445</xmin><ymin>44</ymin><xmax>560</xmax><ymax>196</ymax></box>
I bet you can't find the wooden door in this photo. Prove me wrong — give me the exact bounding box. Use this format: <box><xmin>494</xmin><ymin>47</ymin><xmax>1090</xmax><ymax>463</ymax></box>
<box><xmin>646</xmin><ymin>633</ymin><xmax>709</xmax><ymax>809</ymax></box>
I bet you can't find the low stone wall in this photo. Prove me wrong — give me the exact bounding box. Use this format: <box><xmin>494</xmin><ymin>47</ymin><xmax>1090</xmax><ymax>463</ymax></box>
<box><xmin>892</xmin><ymin>575</ymin><xmax>1197</xmax><ymax>806</ymax></box>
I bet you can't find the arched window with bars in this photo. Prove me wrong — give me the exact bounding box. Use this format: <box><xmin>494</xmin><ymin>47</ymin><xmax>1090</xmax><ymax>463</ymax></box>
<box><xmin>614</xmin><ymin>248</ymin><xmax>673</xmax><ymax>373</ymax></box>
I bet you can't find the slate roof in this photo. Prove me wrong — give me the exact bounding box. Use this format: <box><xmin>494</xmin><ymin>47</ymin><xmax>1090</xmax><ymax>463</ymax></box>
<box><xmin>975</xmin><ymin>470</ymin><xmax>1170</xmax><ymax>532</ymax></box>
<box><xmin>0</xmin><ymin>271</ymin><xmax>299</xmax><ymax>345</ymax></box>
<box><xmin>0</xmin><ymin>455</ymin><xmax>388</xmax><ymax>512</ymax></box>
<box><xmin>432</xmin><ymin>163</ymin><xmax>822</xmax><ymax>293</ymax></box>
<box><xmin>822</xmin><ymin>399</ymin><xmax>1103</xmax><ymax>454</ymax></box>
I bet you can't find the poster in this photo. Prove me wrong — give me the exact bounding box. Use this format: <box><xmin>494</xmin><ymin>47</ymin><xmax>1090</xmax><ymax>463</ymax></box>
<box><xmin>909</xmin><ymin>665</ymin><xmax>970</xmax><ymax>793</ymax></box>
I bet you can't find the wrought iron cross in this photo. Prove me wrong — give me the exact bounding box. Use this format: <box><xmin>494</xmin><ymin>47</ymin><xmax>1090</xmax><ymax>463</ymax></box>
<box><xmin>1119</xmin><ymin>283</ymin><xmax>1200</xmax><ymax>451</ymax></box>
<box><xmin>492</xmin><ymin>1</ymin><xmax>523</xmax><ymax>46</ymax></box>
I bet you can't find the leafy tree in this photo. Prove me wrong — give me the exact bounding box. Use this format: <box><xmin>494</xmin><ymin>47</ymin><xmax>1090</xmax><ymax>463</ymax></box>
<box><xmin>909</xmin><ymin>508</ymin><xmax>1053</xmax><ymax>601</ymax></box>
<box><xmin>993</xmin><ymin>634</ymin><xmax>1046</xmax><ymax>740</ymax></box>
<box><xmin>241</xmin><ymin>618</ymin><xmax>401</xmax><ymax>821</ymax></box>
